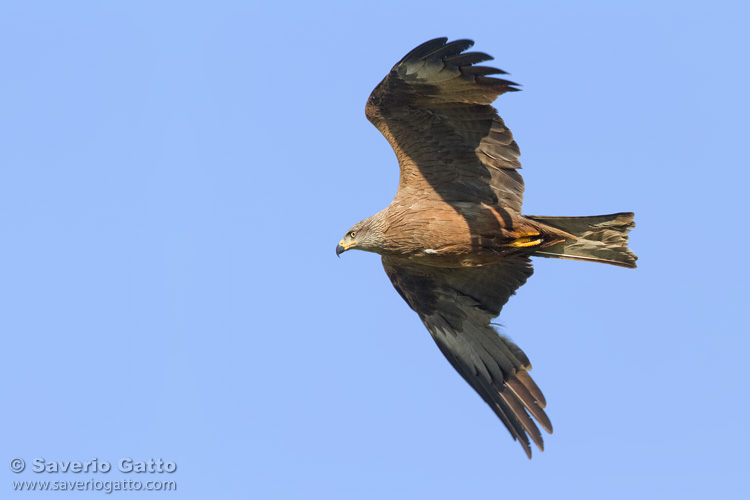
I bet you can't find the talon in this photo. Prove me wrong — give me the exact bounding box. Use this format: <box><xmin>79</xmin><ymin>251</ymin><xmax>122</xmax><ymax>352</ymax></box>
<box><xmin>507</xmin><ymin>234</ymin><xmax>542</xmax><ymax>248</ymax></box>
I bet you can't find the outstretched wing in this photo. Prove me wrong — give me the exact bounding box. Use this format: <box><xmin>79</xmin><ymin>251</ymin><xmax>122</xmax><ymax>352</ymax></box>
<box><xmin>367</xmin><ymin>38</ymin><xmax>525</xmax><ymax>212</ymax></box>
<box><xmin>382</xmin><ymin>256</ymin><xmax>551</xmax><ymax>458</ymax></box>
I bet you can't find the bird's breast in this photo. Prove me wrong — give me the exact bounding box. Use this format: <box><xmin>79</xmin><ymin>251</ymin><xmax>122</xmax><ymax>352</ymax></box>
<box><xmin>380</xmin><ymin>201</ymin><xmax>536</xmax><ymax>267</ymax></box>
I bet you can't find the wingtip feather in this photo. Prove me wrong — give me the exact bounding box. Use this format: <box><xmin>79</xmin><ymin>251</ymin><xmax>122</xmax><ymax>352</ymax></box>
<box><xmin>397</xmin><ymin>37</ymin><xmax>449</xmax><ymax>65</ymax></box>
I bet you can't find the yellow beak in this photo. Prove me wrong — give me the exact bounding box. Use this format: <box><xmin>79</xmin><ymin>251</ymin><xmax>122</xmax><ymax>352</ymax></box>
<box><xmin>336</xmin><ymin>240</ymin><xmax>356</xmax><ymax>257</ymax></box>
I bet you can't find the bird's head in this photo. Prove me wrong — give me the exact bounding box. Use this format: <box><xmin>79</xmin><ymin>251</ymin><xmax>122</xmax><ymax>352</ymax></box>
<box><xmin>336</xmin><ymin>219</ymin><xmax>381</xmax><ymax>257</ymax></box>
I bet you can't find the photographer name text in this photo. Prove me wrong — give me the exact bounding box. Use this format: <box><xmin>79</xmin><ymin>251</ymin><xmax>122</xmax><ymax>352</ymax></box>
<box><xmin>11</xmin><ymin>458</ymin><xmax>176</xmax><ymax>474</ymax></box>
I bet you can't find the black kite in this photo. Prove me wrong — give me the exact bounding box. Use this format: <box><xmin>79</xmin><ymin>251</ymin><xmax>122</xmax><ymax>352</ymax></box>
<box><xmin>336</xmin><ymin>38</ymin><xmax>637</xmax><ymax>458</ymax></box>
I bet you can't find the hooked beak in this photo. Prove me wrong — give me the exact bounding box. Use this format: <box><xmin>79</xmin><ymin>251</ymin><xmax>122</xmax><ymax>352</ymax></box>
<box><xmin>336</xmin><ymin>240</ymin><xmax>355</xmax><ymax>257</ymax></box>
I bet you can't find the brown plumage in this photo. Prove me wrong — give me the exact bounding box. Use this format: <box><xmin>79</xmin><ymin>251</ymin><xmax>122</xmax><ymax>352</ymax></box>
<box><xmin>336</xmin><ymin>38</ymin><xmax>637</xmax><ymax>458</ymax></box>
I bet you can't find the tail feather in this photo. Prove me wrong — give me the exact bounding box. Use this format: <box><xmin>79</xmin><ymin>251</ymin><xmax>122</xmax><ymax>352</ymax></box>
<box><xmin>529</xmin><ymin>212</ymin><xmax>637</xmax><ymax>269</ymax></box>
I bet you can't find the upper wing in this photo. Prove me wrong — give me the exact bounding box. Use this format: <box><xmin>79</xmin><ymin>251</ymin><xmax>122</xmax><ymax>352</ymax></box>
<box><xmin>382</xmin><ymin>255</ymin><xmax>551</xmax><ymax>458</ymax></box>
<box><xmin>367</xmin><ymin>38</ymin><xmax>525</xmax><ymax>212</ymax></box>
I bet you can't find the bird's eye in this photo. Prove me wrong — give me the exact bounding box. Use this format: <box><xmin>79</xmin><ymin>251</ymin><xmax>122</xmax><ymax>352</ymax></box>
<box><xmin>349</xmin><ymin>231</ymin><xmax>357</xmax><ymax>239</ymax></box>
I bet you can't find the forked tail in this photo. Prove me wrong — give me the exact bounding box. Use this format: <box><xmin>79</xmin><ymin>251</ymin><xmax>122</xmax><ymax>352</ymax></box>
<box><xmin>529</xmin><ymin>212</ymin><xmax>637</xmax><ymax>269</ymax></box>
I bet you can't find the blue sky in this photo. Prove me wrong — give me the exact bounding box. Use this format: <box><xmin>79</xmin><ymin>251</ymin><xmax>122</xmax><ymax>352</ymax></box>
<box><xmin>2</xmin><ymin>1</ymin><xmax>748</xmax><ymax>498</ymax></box>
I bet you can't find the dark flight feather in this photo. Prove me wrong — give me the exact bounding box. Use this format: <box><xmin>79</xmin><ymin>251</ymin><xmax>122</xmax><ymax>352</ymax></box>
<box><xmin>382</xmin><ymin>256</ymin><xmax>551</xmax><ymax>458</ymax></box>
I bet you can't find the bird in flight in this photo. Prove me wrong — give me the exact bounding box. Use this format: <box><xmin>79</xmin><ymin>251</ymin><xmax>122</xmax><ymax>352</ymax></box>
<box><xmin>336</xmin><ymin>38</ymin><xmax>637</xmax><ymax>458</ymax></box>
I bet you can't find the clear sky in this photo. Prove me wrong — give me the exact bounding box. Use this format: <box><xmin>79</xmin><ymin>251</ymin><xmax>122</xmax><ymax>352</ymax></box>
<box><xmin>2</xmin><ymin>1</ymin><xmax>748</xmax><ymax>498</ymax></box>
